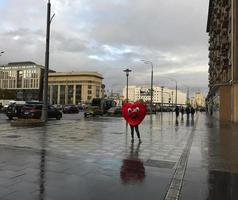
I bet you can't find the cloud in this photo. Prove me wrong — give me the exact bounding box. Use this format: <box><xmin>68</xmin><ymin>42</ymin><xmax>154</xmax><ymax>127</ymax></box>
<box><xmin>0</xmin><ymin>0</ymin><xmax>209</xmax><ymax>95</ymax></box>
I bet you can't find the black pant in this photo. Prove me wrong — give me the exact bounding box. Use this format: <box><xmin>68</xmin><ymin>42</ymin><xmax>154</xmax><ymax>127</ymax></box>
<box><xmin>130</xmin><ymin>125</ymin><xmax>140</xmax><ymax>139</ymax></box>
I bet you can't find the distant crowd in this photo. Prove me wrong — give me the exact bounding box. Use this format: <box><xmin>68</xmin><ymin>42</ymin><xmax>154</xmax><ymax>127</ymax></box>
<box><xmin>174</xmin><ymin>105</ymin><xmax>198</xmax><ymax>120</ymax></box>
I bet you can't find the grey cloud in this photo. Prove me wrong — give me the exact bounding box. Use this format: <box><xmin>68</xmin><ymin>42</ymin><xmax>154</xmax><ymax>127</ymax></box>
<box><xmin>0</xmin><ymin>0</ymin><xmax>209</xmax><ymax>95</ymax></box>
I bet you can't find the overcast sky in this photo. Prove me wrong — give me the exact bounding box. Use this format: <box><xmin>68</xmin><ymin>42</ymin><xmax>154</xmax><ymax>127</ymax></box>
<box><xmin>0</xmin><ymin>0</ymin><xmax>209</xmax><ymax>94</ymax></box>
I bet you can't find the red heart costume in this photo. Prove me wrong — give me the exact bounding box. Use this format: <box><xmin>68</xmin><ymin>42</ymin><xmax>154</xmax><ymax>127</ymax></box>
<box><xmin>121</xmin><ymin>102</ymin><xmax>147</xmax><ymax>126</ymax></box>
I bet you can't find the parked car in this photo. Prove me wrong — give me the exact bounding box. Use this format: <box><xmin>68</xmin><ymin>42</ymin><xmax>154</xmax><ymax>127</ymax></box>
<box><xmin>62</xmin><ymin>105</ymin><xmax>79</xmax><ymax>114</ymax></box>
<box><xmin>5</xmin><ymin>103</ymin><xmax>25</xmax><ymax>120</ymax></box>
<box><xmin>53</xmin><ymin>104</ymin><xmax>63</xmax><ymax>110</ymax></box>
<box><xmin>84</xmin><ymin>98</ymin><xmax>116</xmax><ymax>117</ymax></box>
<box><xmin>77</xmin><ymin>104</ymin><xmax>84</xmax><ymax>111</ymax></box>
<box><xmin>107</xmin><ymin>106</ymin><xmax>122</xmax><ymax>116</ymax></box>
<box><xmin>146</xmin><ymin>105</ymin><xmax>156</xmax><ymax>114</ymax></box>
<box><xmin>21</xmin><ymin>104</ymin><xmax>62</xmax><ymax>120</ymax></box>
<box><xmin>84</xmin><ymin>106</ymin><xmax>103</xmax><ymax>117</ymax></box>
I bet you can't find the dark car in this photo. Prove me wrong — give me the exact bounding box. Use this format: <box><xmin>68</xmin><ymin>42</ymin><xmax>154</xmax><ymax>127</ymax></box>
<box><xmin>77</xmin><ymin>104</ymin><xmax>84</xmax><ymax>111</ymax></box>
<box><xmin>21</xmin><ymin>104</ymin><xmax>62</xmax><ymax>120</ymax></box>
<box><xmin>5</xmin><ymin>103</ymin><xmax>25</xmax><ymax>120</ymax></box>
<box><xmin>107</xmin><ymin>106</ymin><xmax>122</xmax><ymax>116</ymax></box>
<box><xmin>62</xmin><ymin>105</ymin><xmax>79</xmax><ymax>114</ymax></box>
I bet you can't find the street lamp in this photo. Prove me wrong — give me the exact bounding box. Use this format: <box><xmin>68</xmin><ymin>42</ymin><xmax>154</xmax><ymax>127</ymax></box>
<box><xmin>141</xmin><ymin>60</ymin><xmax>154</xmax><ymax>114</ymax></box>
<box><xmin>41</xmin><ymin>0</ymin><xmax>55</xmax><ymax>122</ymax></box>
<box><xmin>123</xmin><ymin>68</ymin><xmax>132</xmax><ymax>103</ymax></box>
<box><xmin>158</xmin><ymin>76</ymin><xmax>177</xmax><ymax>107</ymax></box>
<box><xmin>161</xmin><ymin>86</ymin><xmax>164</xmax><ymax>109</ymax></box>
<box><xmin>0</xmin><ymin>51</ymin><xmax>4</xmax><ymax>56</ymax></box>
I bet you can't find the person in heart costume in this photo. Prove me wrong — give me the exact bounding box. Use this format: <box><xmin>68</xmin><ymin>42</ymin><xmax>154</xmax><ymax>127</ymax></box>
<box><xmin>121</xmin><ymin>102</ymin><xmax>147</xmax><ymax>143</ymax></box>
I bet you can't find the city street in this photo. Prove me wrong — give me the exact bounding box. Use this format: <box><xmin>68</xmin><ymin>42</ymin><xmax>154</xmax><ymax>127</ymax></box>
<box><xmin>0</xmin><ymin>112</ymin><xmax>238</xmax><ymax>200</ymax></box>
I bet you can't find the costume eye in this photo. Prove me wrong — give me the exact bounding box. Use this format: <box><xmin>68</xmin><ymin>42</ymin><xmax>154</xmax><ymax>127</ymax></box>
<box><xmin>135</xmin><ymin>107</ymin><xmax>140</xmax><ymax>112</ymax></box>
<box><xmin>127</xmin><ymin>108</ymin><xmax>132</xmax><ymax>113</ymax></box>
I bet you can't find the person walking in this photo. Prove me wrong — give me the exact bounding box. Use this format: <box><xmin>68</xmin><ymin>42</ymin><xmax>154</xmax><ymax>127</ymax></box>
<box><xmin>130</xmin><ymin>125</ymin><xmax>141</xmax><ymax>143</ymax></box>
<box><xmin>191</xmin><ymin>106</ymin><xmax>195</xmax><ymax>119</ymax></box>
<box><xmin>181</xmin><ymin>106</ymin><xmax>184</xmax><ymax>118</ymax></box>
<box><xmin>122</xmin><ymin>102</ymin><xmax>147</xmax><ymax>144</ymax></box>
<box><xmin>175</xmin><ymin>106</ymin><xmax>180</xmax><ymax>118</ymax></box>
<box><xmin>185</xmin><ymin>106</ymin><xmax>190</xmax><ymax>119</ymax></box>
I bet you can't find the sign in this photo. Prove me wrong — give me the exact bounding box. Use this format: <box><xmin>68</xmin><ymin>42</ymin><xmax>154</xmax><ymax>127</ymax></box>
<box><xmin>140</xmin><ymin>89</ymin><xmax>151</xmax><ymax>96</ymax></box>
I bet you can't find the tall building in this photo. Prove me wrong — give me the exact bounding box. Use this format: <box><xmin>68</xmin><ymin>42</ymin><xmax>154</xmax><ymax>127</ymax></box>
<box><xmin>122</xmin><ymin>85</ymin><xmax>186</xmax><ymax>105</ymax></box>
<box><xmin>48</xmin><ymin>72</ymin><xmax>103</xmax><ymax>105</ymax></box>
<box><xmin>207</xmin><ymin>0</ymin><xmax>238</xmax><ymax>122</ymax></box>
<box><xmin>0</xmin><ymin>61</ymin><xmax>45</xmax><ymax>100</ymax></box>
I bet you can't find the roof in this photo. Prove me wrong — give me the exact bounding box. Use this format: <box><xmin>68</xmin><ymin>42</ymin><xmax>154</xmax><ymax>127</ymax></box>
<box><xmin>8</xmin><ymin>61</ymin><xmax>37</xmax><ymax>66</ymax></box>
<box><xmin>48</xmin><ymin>71</ymin><xmax>104</xmax><ymax>79</ymax></box>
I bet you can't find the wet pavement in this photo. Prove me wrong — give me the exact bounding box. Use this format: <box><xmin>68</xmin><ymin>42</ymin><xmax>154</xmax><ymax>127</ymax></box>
<box><xmin>0</xmin><ymin>112</ymin><xmax>237</xmax><ymax>199</ymax></box>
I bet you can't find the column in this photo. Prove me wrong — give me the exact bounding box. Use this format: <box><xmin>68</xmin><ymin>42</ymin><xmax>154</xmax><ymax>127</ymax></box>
<box><xmin>73</xmin><ymin>84</ymin><xmax>76</xmax><ymax>105</ymax></box>
<box><xmin>49</xmin><ymin>85</ymin><xmax>53</xmax><ymax>105</ymax></box>
<box><xmin>65</xmin><ymin>85</ymin><xmax>68</xmax><ymax>105</ymax></box>
<box><xmin>57</xmin><ymin>85</ymin><xmax>60</xmax><ymax>105</ymax></box>
<box><xmin>81</xmin><ymin>84</ymin><xmax>88</xmax><ymax>102</ymax></box>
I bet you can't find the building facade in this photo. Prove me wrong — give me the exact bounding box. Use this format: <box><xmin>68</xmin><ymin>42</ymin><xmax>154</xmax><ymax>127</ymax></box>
<box><xmin>207</xmin><ymin>0</ymin><xmax>238</xmax><ymax>122</ymax></box>
<box><xmin>48</xmin><ymin>72</ymin><xmax>103</xmax><ymax>105</ymax></box>
<box><xmin>0</xmin><ymin>62</ymin><xmax>44</xmax><ymax>100</ymax></box>
<box><xmin>190</xmin><ymin>91</ymin><xmax>206</xmax><ymax>108</ymax></box>
<box><xmin>122</xmin><ymin>85</ymin><xmax>186</xmax><ymax>105</ymax></box>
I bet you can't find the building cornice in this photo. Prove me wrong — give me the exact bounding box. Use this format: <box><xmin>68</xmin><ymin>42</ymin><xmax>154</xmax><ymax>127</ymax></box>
<box><xmin>48</xmin><ymin>72</ymin><xmax>103</xmax><ymax>80</ymax></box>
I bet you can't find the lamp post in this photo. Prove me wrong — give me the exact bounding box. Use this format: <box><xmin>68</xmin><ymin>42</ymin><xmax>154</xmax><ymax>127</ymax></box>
<box><xmin>0</xmin><ymin>51</ymin><xmax>4</xmax><ymax>56</ymax></box>
<box><xmin>41</xmin><ymin>0</ymin><xmax>55</xmax><ymax>122</ymax></box>
<box><xmin>141</xmin><ymin>60</ymin><xmax>154</xmax><ymax>114</ymax></box>
<box><xmin>161</xmin><ymin>86</ymin><xmax>164</xmax><ymax>109</ymax></box>
<box><xmin>123</xmin><ymin>69</ymin><xmax>132</xmax><ymax>103</ymax></box>
<box><xmin>159</xmin><ymin>76</ymin><xmax>177</xmax><ymax>107</ymax></box>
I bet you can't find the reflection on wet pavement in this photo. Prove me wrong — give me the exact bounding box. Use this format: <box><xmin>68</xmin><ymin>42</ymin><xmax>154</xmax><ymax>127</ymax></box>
<box><xmin>0</xmin><ymin>112</ymin><xmax>238</xmax><ymax>199</ymax></box>
<box><xmin>120</xmin><ymin>143</ymin><xmax>145</xmax><ymax>184</ymax></box>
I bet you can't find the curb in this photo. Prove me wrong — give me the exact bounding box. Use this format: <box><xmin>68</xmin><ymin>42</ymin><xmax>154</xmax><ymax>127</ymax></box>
<box><xmin>10</xmin><ymin>119</ymin><xmax>45</xmax><ymax>127</ymax></box>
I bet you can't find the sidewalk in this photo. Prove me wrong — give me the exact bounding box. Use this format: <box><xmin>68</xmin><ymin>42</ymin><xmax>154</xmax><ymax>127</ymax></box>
<box><xmin>0</xmin><ymin>113</ymin><xmax>237</xmax><ymax>199</ymax></box>
<box><xmin>180</xmin><ymin>114</ymin><xmax>238</xmax><ymax>200</ymax></box>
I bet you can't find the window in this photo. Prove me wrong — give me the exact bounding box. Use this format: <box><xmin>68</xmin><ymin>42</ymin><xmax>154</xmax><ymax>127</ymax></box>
<box><xmin>88</xmin><ymin>90</ymin><xmax>92</xmax><ymax>95</ymax></box>
<box><xmin>88</xmin><ymin>85</ymin><xmax>92</xmax><ymax>89</ymax></box>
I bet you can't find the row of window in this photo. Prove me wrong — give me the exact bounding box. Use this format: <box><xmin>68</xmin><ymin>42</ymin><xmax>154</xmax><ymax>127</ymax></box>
<box><xmin>49</xmin><ymin>84</ymin><xmax>101</xmax><ymax>104</ymax></box>
<box><xmin>0</xmin><ymin>78</ymin><xmax>39</xmax><ymax>89</ymax></box>
<box><xmin>0</xmin><ymin>65</ymin><xmax>37</xmax><ymax>70</ymax></box>
<box><xmin>0</xmin><ymin>69</ymin><xmax>39</xmax><ymax>79</ymax></box>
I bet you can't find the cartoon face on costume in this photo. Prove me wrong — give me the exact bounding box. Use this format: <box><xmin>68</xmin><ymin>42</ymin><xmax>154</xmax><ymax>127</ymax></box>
<box><xmin>122</xmin><ymin>102</ymin><xmax>147</xmax><ymax>126</ymax></box>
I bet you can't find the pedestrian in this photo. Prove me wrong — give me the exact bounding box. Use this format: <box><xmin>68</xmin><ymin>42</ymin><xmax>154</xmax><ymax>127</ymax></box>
<box><xmin>191</xmin><ymin>106</ymin><xmax>195</xmax><ymax>119</ymax></box>
<box><xmin>175</xmin><ymin>106</ymin><xmax>180</xmax><ymax>118</ymax></box>
<box><xmin>185</xmin><ymin>106</ymin><xmax>190</xmax><ymax>118</ymax></box>
<box><xmin>122</xmin><ymin>102</ymin><xmax>147</xmax><ymax>143</ymax></box>
<box><xmin>130</xmin><ymin>125</ymin><xmax>141</xmax><ymax>143</ymax></box>
<box><xmin>181</xmin><ymin>106</ymin><xmax>184</xmax><ymax>117</ymax></box>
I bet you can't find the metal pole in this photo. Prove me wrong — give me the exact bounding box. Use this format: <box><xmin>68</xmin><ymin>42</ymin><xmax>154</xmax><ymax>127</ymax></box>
<box><xmin>123</xmin><ymin>69</ymin><xmax>131</xmax><ymax>103</ymax></box>
<box><xmin>141</xmin><ymin>60</ymin><xmax>154</xmax><ymax>114</ymax></box>
<box><xmin>126</xmin><ymin>73</ymin><xmax>129</xmax><ymax>102</ymax></box>
<box><xmin>150</xmin><ymin>63</ymin><xmax>153</xmax><ymax>114</ymax></box>
<box><xmin>175</xmin><ymin>82</ymin><xmax>177</xmax><ymax>106</ymax></box>
<box><xmin>41</xmin><ymin>0</ymin><xmax>51</xmax><ymax>122</ymax></box>
<box><xmin>161</xmin><ymin>86</ymin><xmax>164</xmax><ymax>111</ymax></box>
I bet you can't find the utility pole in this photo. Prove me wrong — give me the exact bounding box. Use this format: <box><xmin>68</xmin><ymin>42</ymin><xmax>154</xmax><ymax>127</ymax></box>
<box><xmin>141</xmin><ymin>60</ymin><xmax>154</xmax><ymax>114</ymax></box>
<box><xmin>161</xmin><ymin>86</ymin><xmax>164</xmax><ymax>112</ymax></box>
<box><xmin>41</xmin><ymin>0</ymin><xmax>55</xmax><ymax>122</ymax></box>
<box><xmin>123</xmin><ymin>69</ymin><xmax>132</xmax><ymax>103</ymax></box>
